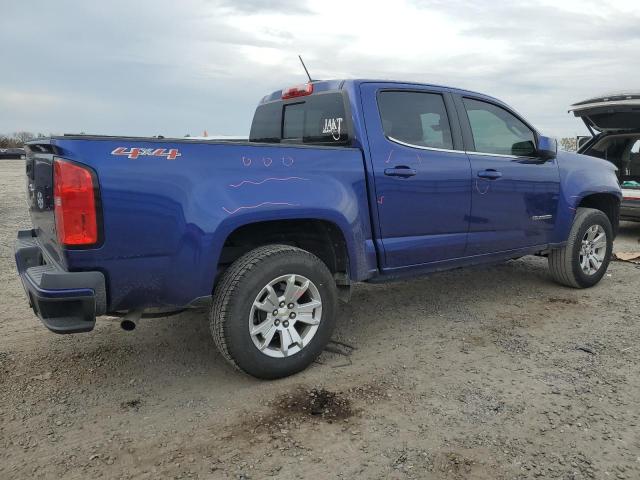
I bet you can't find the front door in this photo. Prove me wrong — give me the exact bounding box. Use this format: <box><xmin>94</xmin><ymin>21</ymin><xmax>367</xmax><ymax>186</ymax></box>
<box><xmin>360</xmin><ymin>84</ymin><xmax>472</xmax><ymax>269</ymax></box>
<box><xmin>456</xmin><ymin>96</ymin><xmax>561</xmax><ymax>255</ymax></box>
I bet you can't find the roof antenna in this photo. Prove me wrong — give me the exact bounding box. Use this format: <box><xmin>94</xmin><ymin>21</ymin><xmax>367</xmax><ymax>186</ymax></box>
<box><xmin>298</xmin><ymin>55</ymin><xmax>314</xmax><ymax>82</ymax></box>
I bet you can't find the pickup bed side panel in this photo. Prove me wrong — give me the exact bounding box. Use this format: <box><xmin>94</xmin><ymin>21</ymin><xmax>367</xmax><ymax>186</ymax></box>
<box><xmin>552</xmin><ymin>150</ymin><xmax>622</xmax><ymax>242</ymax></box>
<box><xmin>53</xmin><ymin>139</ymin><xmax>376</xmax><ymax>312</ymax></box>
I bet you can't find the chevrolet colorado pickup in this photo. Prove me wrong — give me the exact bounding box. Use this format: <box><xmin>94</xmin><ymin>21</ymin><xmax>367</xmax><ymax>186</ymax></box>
<box><xmin>15</xmin><ymin>80</ymin><xmax>621</xmax><ymax>379</ymax></box>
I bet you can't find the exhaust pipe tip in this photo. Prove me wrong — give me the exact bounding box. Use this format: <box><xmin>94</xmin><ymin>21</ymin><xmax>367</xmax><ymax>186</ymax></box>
<box><xmin>121</xmin><ymin>319</ymin><xmax>136</xmax><ymax>331</ymax></box>
<box><xmin>120</xmin><ymin>309</ymin><xmax>143</xmax><ymax>332</ymax></box>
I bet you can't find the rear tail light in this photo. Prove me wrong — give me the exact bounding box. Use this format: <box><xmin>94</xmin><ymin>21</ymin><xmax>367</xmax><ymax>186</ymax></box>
<box><xmin>282</xmin><ymin>83</ymin><xmax>313</xmax><ymax>99</ymax></box>
<box><xmin>53</xmin><ymin>158</ymin><xmax>99</xmax><ymax>246</ymax></box>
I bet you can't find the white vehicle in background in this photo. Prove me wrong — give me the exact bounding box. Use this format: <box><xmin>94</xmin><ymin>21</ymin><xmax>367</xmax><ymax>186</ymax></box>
<box><xmin>185</xmin><ymin>133</ymin><xmax>247</xmax><ymax>141</ymax></box>
<box><xmin>571</xmin><ymin>93</ymin><xmax>640</xmax><ymax>221</ymax></box>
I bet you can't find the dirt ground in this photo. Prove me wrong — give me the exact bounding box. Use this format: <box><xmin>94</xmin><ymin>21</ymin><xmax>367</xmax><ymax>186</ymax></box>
<box><xmin>1</xmin><ymin>158</ymin><xmax>639</xmax><ymax>479</ymax></box>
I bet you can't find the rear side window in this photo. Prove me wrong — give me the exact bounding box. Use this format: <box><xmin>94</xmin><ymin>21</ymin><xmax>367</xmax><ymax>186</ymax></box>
<box><xmin>250</xmin><ymin>92</ymin><xmax>350</xmax><ymax>145</ymax></box>
<box><xmin>463</xmin><ymin>98</ymin><xmax>536</xmax><ymax>156</ymax></box>
<box><xmin>378</xmin><ymin>91</ymin><xmax>453</xmax><ymax>150</ymax></box>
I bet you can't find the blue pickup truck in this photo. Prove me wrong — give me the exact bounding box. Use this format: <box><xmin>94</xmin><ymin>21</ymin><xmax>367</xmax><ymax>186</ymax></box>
<box><xmin>16</xmin><ymin>79</ymin><xmax>621</xmax><ymax>378</ymax></box>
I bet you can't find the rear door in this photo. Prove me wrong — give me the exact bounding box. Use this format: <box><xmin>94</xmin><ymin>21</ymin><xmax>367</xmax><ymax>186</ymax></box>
<box><xmin>360</xmin><ymin>83</ymin><xmax>472</xmax><ymax>269</ymax></box>
<box><xmin>454</xmin><ymin>95</ymin><xmax>560</xmax><ymax>255</ymax></box>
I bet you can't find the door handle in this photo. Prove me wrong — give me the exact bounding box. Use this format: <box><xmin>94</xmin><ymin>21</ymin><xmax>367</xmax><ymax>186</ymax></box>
<box><xmin>477</xmin><ymin>169</ymin><xmax>502</xmax><ymax>180</ymax></box>
<box><xmin>384</xmin><ymin>166</ymin><xmax>417</xmax><ymax>178</ymax></box>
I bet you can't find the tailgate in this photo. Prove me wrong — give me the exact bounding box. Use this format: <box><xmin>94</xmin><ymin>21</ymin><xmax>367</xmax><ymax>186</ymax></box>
<box><xmin>24</xmin><ymin>142</ymin><xmax>64</xmax><ymax>266</ymax></box>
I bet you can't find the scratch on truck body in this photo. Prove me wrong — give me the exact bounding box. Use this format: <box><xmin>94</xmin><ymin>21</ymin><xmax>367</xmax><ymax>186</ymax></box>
<box><xmin>228</xmin><ymin>177</ymin><xmax>309</xmax><ymax>188</ymax></box>
<box><xmin>222</xmin><ymin>202</ymin><xmax>300</xmax><ymax>215</ymax></box>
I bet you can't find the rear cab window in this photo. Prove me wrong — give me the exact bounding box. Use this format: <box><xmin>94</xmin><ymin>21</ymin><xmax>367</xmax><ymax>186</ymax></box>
<box><xmin>377</xmin><ymin>91</ymin><xmax>454</xmax><ymax>150</ymax></box>
<box><xmin>250</xmin><ymin>92</ymin><xmax>351</xmax><ymax>146</ymax></box>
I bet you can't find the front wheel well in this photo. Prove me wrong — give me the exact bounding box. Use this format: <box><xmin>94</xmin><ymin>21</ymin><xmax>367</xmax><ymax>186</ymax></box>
<box><xmin>217</xmin><ymin>219</ymin><xmax>349</xmax><ymax>284</ymax></box>
<box><xmin>577</xmin><ymin>193</ymin><xmax>620</xmax><ymax>237</ymax></box>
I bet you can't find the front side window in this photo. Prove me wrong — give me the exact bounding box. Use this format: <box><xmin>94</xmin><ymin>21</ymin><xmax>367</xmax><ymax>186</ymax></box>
<box><xmin>464</xmin><ymin>98</ymin><xmax>536</xmax><ymax>156</ymax></box>
<box><xmin>378</xmin><ymin>91</ymin><xmax>454</xmax><ymax>150</ymax></box>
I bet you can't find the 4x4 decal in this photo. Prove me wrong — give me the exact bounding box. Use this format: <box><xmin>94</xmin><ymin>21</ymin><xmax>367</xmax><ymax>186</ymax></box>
<box><xmin>111</xmin><ymin>147</ymin><xmax>181</xmax><ymax>160</ymax></box>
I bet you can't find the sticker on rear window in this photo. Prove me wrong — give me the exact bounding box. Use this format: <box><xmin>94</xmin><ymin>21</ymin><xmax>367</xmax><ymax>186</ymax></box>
<box><xmin>321</xmin><ymin>117</ymin><xmax>344</xmax><ymax>141</ymax></box>
<box><xmin>111</xmin><ymin>147</ymin><xmax>181</xmax><ymax>160</ymax></box>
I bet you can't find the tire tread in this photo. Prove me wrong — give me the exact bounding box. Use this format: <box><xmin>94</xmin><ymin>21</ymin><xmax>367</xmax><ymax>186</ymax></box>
<box><xmin>210</xmin><ymin>244</ymin><xmax>330</xmax><ymax>374</ymax></box>
<box><xmin>548</xmin><ymin>207</ymin><xmax>610</xmax><ymax>288</ymax></box>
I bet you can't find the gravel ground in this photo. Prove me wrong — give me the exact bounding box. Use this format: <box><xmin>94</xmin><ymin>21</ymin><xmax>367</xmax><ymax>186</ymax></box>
<box><xmin>1</xmin><ymin>158</ymin><xmax>639</xmax><ymax>479</ymax></box>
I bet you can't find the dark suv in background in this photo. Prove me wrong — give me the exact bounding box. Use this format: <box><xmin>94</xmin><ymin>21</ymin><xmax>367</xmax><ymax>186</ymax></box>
<box><xmin>0</xmin><ymin>147</ymin><xmax>26</xmax><ymax>159</ymax></box>
<box><xmin>571</xmin><ymin>93</ymin><xmax>640</xmax><ymax>221</ymax></box>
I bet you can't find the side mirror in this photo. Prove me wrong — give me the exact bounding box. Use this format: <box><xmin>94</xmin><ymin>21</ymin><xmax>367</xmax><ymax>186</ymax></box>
<box><xmin>512</xmin><ymin>140</ymin><xmax>536</xmax><ymax>156</ymax></box>
<box><xmin>537</xmin><ymin>135</ymin><xmax>557</xmax><ymax>160</ymax></box>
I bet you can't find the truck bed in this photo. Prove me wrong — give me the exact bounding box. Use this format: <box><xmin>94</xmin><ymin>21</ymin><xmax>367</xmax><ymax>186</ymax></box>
<box><xmin>24</xmin><ymin>136</ymin><xmax>375</xmax><ymax>314</ymax></box>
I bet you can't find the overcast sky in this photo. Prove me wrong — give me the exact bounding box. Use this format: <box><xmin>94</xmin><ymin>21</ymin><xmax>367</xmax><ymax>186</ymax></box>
<box><xmin>1</xmin><ymin>0</ymin><xmax>639</xmax><ymax>138</ymax></box>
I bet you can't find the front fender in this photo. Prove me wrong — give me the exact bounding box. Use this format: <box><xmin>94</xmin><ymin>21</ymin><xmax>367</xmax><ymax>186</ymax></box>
<box><xmin>553</xmin><ymin>151</ymin><xmax>622</xmax><ymax>242</ymax></box>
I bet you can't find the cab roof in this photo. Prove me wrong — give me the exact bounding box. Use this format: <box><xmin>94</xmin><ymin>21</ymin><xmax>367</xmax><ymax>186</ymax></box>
<box><xmin>260</xmin><ymin>79</ymin><xmax>503</xmax><ymax>105</ymax></box>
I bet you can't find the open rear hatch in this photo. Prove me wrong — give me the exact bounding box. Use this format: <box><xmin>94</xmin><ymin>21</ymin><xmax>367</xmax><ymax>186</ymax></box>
<box><xmin>570</xmin><ymin>93</ymin><xmax>640</xmax><ymax>133</ymax></box>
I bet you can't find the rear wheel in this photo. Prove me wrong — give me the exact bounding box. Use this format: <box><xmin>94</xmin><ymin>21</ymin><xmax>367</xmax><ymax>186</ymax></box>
<box><xmin>210</xmin><ymin>245</ymin><xmax>337</xmax><ymax>379</ymax></box>
<box><xmin>548</xmin><ymin>207</ymin><xmax>613</xmax><ymax>288</ymax></box>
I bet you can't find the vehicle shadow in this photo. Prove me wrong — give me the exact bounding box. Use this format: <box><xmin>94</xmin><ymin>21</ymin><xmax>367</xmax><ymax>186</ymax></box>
<box><xmin>7</xmin><ymin>257</ymin><xmax>554</xmax><ymax>395</ymax></box>
<box><xmin>74</xmin><ymin>262</ymin><xmax>548</xmax><ymax>361</ymax></box>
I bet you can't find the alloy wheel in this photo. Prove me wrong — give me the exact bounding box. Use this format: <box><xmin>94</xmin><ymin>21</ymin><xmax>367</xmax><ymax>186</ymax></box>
<box><xmin>249</xmin><ymin>274</ymin><xmax>322</xmax><ymax>358</ymax></box>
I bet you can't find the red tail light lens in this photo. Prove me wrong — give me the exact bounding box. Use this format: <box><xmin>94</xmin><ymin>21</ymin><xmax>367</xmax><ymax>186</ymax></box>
<box><xmin>53</xmin><ymin>158</ymin><xmax>98</xmax><ymax>246</ymax></box>
<box><xmin>282</xmin><ymin>83</ymin><xmax>313</xmax><ymax>99</ymax></box>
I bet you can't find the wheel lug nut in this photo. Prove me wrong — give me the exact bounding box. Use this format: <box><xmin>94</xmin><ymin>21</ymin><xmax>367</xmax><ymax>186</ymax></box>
<box><xmin>272</xmin><ymin>309</ymin><xmax>278</xmax><ymax>316</ymax></box>
<box><xmin>289</xmin><ymin>312</ymin><xmax>296</xmax><ymax>319</ymax></box>
<box><xmin>283</xmin><ymin>320</ymin><xmax>289</xmax><ymax>328</ymax></box>
<box><xmin>279</xmin><ymin>301</ymin><xmax>285</xmax><ymax>308</ymax></box>
<box><xmin>274</xmin><ymin>319</ymin><xmax>280</xmax><ymax>326</ymax></box>
<box><xmin>288</xmin><ymin>303</ymin><xmax>294</xmax><ymax>309</ymax></box>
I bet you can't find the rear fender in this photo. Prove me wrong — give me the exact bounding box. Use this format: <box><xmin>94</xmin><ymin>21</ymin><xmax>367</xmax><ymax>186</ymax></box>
<box><xmin>202</xmin><ymin>178</ymin><xmax>378</xmax><ymax>290</ymax></box>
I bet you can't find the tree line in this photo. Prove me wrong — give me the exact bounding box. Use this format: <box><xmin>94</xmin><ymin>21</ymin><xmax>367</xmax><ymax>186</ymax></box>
<box><xmin>0</xmin><ymin>132</ymin><xmax>49</xmax><ymax>149</ymax></box>
<box><xmin>559</xmin><ymin>137</ymin><xmax>577</xmax><ymax>152</ymax></box>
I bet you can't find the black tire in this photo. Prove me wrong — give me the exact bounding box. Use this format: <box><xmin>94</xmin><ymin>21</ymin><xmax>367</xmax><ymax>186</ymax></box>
<box><xmin>548</xmin><ymin>207</ymin><xmax>613</xmax><ymax>288</ymax></box>
<box><xmin>210</xmin><ymin>245</ymin><xmax>338</xmax><ymax>379</ymax></box>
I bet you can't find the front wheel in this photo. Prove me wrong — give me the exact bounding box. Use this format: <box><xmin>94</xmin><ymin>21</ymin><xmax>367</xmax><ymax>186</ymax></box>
<box><xmin>210</xmin><ymin>245</ymin><xmax>337</xmax><ymax>379</ymax></box>
<box><xmin>548</xmin><ymin>207</ymin><xmax>613</xmax><ymax>288</ymax></box>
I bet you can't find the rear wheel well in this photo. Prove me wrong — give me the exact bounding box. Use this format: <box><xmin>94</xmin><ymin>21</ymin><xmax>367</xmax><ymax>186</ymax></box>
<box><xmin>217</xmin><ymin>219</ymin><xmax>349</xmax><ymax>284</ymax></box>
<box><xmin>577</xmin><ymin>193</ymin><xmax>620</xmax><ymax>236</ymax></box>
